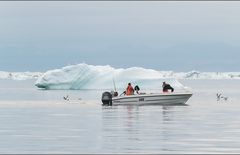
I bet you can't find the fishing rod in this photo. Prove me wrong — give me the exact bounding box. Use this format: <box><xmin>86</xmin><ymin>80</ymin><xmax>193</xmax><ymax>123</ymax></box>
<box><xmin>112</xmin><ymin>75</ymin><xmax>117</xmax><ymax>92</ymax></box>
<box><xmin>112</xmin><ymin>76</ymin><xmax>121</xmax><ymax>97</ymax></box>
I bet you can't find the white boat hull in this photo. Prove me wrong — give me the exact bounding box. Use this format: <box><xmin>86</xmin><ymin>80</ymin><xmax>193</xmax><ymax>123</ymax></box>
<box><xmin>112</xmin><ymin>92</ymin><xmax>192</xmax><ymax>106</ymax></box>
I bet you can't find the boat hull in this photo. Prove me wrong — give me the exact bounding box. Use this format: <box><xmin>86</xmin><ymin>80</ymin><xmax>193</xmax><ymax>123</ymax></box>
<box><xmin>112</xmin><ymin>93</ymin><xmax>192</xmax><ymax>106</ymax></box>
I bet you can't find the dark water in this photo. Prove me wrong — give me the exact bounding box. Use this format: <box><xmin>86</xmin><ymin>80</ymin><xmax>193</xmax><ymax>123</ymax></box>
<box><xmin>0</xmin><ymin>79</ymin><xmax>239</xmax><ymax>153</ymax></box>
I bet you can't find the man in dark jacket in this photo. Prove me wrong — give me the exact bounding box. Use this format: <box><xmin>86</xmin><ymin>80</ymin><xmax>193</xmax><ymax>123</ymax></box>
<box><xmin>162</xmin><ymin>82</ymin><xmax>174</xmax><ymax>92</ymax></box>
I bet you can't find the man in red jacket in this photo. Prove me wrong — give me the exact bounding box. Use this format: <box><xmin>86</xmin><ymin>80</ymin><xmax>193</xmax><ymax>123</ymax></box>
<box><xmin>126</xmin><ymin>83</ymin><xmax>134</xmax><ymax>95</ymax></box>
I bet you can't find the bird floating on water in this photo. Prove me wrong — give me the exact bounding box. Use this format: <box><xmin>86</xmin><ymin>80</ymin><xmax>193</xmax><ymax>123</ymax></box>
<box><xmin>63</xmin><ymin>95</ymin><xmax>69</xmax><ymax>101</ymax></box>
<box><xmin>216</xmin><ymin>93</ymin><xmax>228</xmax><ymax>102</ymax></box>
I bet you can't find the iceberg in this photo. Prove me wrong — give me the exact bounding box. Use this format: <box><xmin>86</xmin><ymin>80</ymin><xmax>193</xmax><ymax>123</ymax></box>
<box><xmin>35</xmin><ymin>63</ymin><xmax>186</xmax><ymax>90</ymax></box>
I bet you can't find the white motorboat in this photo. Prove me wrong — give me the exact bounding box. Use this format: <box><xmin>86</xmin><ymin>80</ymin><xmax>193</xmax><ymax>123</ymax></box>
<box><xmin>102</xmin><ymin>91</ymin><xmax>192</xmax><ymax>106</ymax></box>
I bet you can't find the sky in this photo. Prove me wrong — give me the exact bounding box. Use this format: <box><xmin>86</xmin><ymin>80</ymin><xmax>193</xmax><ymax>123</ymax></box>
<box><xmin>0</xmin><ymin>1</ymin><xmax>240</xmax><ymax>72</ymax></box>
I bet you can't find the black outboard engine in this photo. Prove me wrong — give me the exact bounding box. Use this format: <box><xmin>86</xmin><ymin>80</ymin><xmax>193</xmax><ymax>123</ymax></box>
<box><xmin>102</xmin><ymin>92</ymin><xmax>112</xmax><ymax>106</ymax></box>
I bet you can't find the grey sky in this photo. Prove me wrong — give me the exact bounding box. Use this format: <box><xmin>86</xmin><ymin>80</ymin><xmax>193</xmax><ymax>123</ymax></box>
<box><xmin>0</xmin><ymin>2</ymin><xmax>240</xmax><ymax>72</ymax></box>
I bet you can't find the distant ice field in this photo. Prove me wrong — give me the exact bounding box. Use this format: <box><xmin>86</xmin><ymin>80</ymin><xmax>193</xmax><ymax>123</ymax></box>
<box><xmin>1</xmin><ymin>64</ymin><xmax>240</xmax><ymax>90</ymax></box>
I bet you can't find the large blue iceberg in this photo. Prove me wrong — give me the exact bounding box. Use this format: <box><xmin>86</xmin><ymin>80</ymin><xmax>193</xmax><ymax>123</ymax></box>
<box><xmin>35</xmin><ymin>63</ymin><xmax>240</xmax><ymax>90</ymax></box>
<box><xmin>35</xmin><ymin>63</ymin><xmax>185</xmax><ymax>90</ymax></box>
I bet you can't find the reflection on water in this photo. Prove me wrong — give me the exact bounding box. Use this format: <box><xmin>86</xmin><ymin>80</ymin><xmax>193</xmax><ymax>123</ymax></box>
<box><xmin>101</xmin><ymin>104</ymin><xmax>240</xmax><ymax>153</ymax></box>
<box><xmin>101</xmin><ymin>105</ymin><xmax>189</xmax><ymax>153</ymax></box>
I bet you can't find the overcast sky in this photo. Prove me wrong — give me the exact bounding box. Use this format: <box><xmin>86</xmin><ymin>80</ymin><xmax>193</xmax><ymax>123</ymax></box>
<box><xmin>0</xmin><ymin>2</ymin><xmax>240</xmax><ymax>72</ymax></box>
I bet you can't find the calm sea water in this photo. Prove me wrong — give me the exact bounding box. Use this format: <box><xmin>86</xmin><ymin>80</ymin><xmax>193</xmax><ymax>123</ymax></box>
<box><xmin>0</xmin><ymin>79</ymin><xmax>240</xmax><ymax>153</ymax></box>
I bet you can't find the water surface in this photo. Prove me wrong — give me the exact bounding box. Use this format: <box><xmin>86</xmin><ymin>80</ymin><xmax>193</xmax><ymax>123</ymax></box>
<box><xmin>0</xmin><ymin>79</ymin><xmax>239</xmax><ymax>153</ymax></box>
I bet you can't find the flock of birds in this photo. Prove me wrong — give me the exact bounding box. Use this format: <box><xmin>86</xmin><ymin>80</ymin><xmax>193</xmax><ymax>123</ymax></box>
<box><xmin>216</xmin><ymin>93</ymin><xmax>228</xmax><ymax>102</ymax></box>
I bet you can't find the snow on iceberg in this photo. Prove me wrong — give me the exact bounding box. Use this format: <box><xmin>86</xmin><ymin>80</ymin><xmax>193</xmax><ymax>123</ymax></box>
<box><xmin>35</xmin><ymin>63</ymin><xmax>185</xmax><ymax>90</ymax></box>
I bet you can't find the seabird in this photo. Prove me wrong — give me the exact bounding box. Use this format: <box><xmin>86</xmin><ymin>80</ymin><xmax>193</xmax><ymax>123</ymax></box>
<box><xmin>63</xmin><ymin>95</ymin><xmax>69</xmax><ymax>101</ymax></box>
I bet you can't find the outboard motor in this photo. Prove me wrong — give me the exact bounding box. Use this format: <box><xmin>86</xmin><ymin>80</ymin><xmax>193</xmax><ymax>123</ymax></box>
<box><xmin>102</xmin><ymin>92</ymin><xmax>112</xmax><ymax>106</ymax></box>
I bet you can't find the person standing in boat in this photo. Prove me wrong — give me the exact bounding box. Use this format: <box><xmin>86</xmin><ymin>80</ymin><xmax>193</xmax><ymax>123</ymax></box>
<box><xmin>126</xmin><ymin>83</ymin><xmax>134</xmax><ymax>95</ymax></box>
<box><xmin>134</xmin><ymin>85</ymin><xmax>140</xmax><ymax>94</ymax></box>
<box><xmin>162</xmin><ymin>82</ymin><xmax>174</xmax><ymax>92</ymax></box>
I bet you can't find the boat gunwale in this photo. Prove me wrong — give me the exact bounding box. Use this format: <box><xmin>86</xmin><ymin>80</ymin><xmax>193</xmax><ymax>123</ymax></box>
<box><xmin>112</xmin><ymin>92</ymin><xmax>193</xmax><ymax>100</ymax></box>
